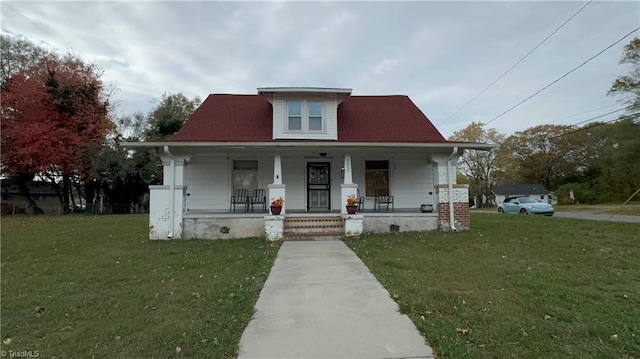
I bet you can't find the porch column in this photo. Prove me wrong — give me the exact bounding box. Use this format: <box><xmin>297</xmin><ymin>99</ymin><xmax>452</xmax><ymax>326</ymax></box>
<box><xmin>431</xmin><ymin>152</ymin><xmax>470</xmax><ymax>231</ymax></box>
<box><xmin>268</xmin><ymin>154</ymin><xmax>286</xmax><ymax>215</ymax></box>
<box><xmin>149</xmin><ymin>151</ymin><xmax>190</xmax><ymax>240</ymax></box>
<box><xmin>341</xmin><ymin>153</ymin><xmax>358</xmax><ymax>214</ymax></box>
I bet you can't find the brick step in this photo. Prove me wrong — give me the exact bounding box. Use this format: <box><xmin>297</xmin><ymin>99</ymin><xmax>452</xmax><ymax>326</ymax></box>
<box><xmin>283</xmin><ymin>217</ymin><xmax>344</xmax><ymax>241</ymax></box>
<box><xmin>285</xmin><ymin>218</ymin><xmax>343</xmax><ymax>224</ymax></box>
<box><xmin>284</xmin><ymin>233</ymin><xmax>344</xmax><ymax>241</ymax></box>
<box><xmin>284</xmin><ymin>224</ymin><xmax>343</xmax><ymax>230</ymax></box>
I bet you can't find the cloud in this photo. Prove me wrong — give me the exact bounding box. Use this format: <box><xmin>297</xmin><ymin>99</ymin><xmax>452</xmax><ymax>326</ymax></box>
<box><xmin>1</xmin><ymin>0</ymin><xmax>637</xmax><ymax>137</ymax></box>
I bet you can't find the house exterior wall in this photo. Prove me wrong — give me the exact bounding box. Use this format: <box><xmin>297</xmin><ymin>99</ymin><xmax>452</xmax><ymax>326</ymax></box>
<box><xmin>182</xmin><ymin>152</ymin><xmax>438</xmax><ymax>213</ymax></box>
<box><xmin>150</xmin><ymin>149</ymin><xmax>460</xmax><ymax>240</ymax></box>
<box><xmin>363</xmin><ymin>214</ymin><xmax>438</xmax><ymax>233</ymax></box>
<box><xmin>183</xmin><ymin>215</ymin><xmax>265</xmax><ymax>239</ymax></box>
<box><xmin>393</xmin><ymin>159</ymin><xmax>436</xmax><ymax>209</ymax></box>
<box><xmin>185</xmin><ymin>156</ymin><xmax>229</xmax><ymax>211</ymax></box>
<box><xmin>272</xmin><ymin>93</ymin><xmax>338</xmax><ymax>140</ymax></box>
<box><xmin>181</xmin><ymin>153</ymin><xmax>436</xmax><ymax>212</ymax></box>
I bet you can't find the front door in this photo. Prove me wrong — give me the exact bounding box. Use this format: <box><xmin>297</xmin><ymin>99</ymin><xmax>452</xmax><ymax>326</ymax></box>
<box><xmin>307</xmin><ymin>162</ymin><xmax>331</xmax><ymax>211</ymax></box>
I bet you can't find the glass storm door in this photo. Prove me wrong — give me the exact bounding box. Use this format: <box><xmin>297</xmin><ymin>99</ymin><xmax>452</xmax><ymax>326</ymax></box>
<box><xmin>307</xmin><ymin>163</ymin><xmax>331</xmax><ymax>211</ymax></box>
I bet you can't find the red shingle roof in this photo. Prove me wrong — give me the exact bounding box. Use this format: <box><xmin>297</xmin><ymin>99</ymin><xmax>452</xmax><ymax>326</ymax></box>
<box><xmin>170</xmin><ymin>94</ymin><xmax>447</xmax><ymax>143</ymax></box>
<box><xmin>337</xmin><ymin>96</ymin><xmax>445</xmax><ymax>142</ymax></box>
<box><xmin>170</xmin><ymin>94</ymin><xmax>272</xmax><ymax>142</ymax></box>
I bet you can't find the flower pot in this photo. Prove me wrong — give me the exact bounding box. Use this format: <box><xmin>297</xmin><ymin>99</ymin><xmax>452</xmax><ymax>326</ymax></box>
<box><xmin>270</xmin><ymin>206</ymin><xmax>282</xmax><ymax>215</ymax></box>
<box><xmin>346</xmin><ymin>205</ymin><xmax>357</xmax><ymax>214</ymax></box>
<box><xmin>420</xmin><ymin>204</ymin><xmax>434</xmax><ymax>213</ymax></box>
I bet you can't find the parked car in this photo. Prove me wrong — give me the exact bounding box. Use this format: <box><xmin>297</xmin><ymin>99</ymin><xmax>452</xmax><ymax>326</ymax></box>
<box><xmin>498</xmin><ymin>196</ymin><xmax>554</xmax><ymax>216</ymax></box>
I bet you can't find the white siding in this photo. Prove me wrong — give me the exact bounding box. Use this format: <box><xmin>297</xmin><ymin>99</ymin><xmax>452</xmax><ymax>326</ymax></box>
<box><xmin>185</xmin><ymin>156</ymin><xmax>229</xmax><ymax>211</ymax></box>
<box><xmin>282</xmin><ymin>157</ymin><xmax>306</xmax><ymax>209</ymax></box>
<box><xmin>184</xmin><ymin>152</ymin><xmax>439</xmax><ymax>212</ymax></box>
<box><xmin>272</xmin><ymin>94</ymin><xmax>286</xmax><ymax>139</ymax></box>
<box><xmin>272</xmin><ymin>94</ymin><xmax>338</xmax><ymax>140</ymax></box>
<box><xmin>393</xmin><ymin>159</ymin><xmax>435</xmax><ymax>208</ymax></box>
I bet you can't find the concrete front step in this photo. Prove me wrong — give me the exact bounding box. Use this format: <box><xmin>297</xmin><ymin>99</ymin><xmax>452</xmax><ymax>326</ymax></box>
<box><xmin>284</xmin><ymin>217</ymin><xmax>344</xmax><ymax>241</ymax></box>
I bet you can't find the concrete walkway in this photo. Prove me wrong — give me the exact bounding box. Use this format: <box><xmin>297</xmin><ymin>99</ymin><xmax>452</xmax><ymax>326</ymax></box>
<box><xmin>239</xmin><ymin>241</ymin><xmax>434</xmax><ymax>359</ymax></box>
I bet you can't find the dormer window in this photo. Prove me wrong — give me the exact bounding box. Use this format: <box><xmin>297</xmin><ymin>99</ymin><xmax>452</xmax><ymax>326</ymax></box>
<box><xmin>287</xmin><ymin>100</ymin><xmax>324</xmax><ymax>132</ymax></box>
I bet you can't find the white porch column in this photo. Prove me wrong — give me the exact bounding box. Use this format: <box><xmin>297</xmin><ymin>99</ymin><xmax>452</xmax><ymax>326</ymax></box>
<box><xmin>340</xmin><ymin>153</ymin><xmax>358</xmax><ymax>214</ymax></box>
<box><xmin>268</xmin><ymin>154</ymin><xmax>286</xmax><ymax>214</ymax></box>
<box><xmin>273</xmin><ymin>154</ymin><xmax>283</xmax><ymax>185</ymax></box>
<box><xmin>149</xmin><ymin>151</ymin><xmax>190</xmax><ymax>240</ymax></box>
<box><xmin>343</xmin><ymin>153</ymin><xmax>353</xmax><ymax>184</ymax></box>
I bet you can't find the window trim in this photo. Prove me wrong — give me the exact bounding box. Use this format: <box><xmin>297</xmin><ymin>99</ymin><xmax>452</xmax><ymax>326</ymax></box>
<box><xmin>287</xmin><ymin>101</ymin><xmax>303</xmax><ymax>132</ymax></box>
<box><xmin>285</xmin><ymin>99</ymin><xmax>326</xmax><ymax>133</ymax></box>
<box><xmin>230</xmin><ymin>158</ymin><xmax>261</xmax><ymax>194</ymax></box>
<box><xmin>364</xmin><ymin>159</ymin><xmax>391</xmax><ymax>198</ymax></box>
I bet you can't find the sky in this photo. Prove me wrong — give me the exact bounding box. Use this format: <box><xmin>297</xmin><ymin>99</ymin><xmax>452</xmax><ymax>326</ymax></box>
<box><xmin>1</xmin><ymin>1</ymin><xmax>638</xmax><ymax>138</ymax></box>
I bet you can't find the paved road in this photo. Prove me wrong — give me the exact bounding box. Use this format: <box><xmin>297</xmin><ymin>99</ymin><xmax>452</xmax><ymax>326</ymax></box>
<box><xmin>238</xmin><ymin>241</ymin><xmax>434</xmax><ymax>359</ymax></box>
<box><xmin>553</xmin><ymin>212</ymin><xmax>640</xmax><ymax>223</ymax></box>
<box><xmin>474</xmin><ymin>209</ymin><xmax>640</xmax><ymax>223</ymax></box>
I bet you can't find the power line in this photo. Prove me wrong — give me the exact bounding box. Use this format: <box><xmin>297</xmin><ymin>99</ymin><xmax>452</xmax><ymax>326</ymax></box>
<box><xmin>547</xmin><ymin>103</ymin><xmax>619</xmax><ymax>124</ymax></box>
<box><xmin>483</xmin><ymin>26</ymin><xmax>640</xmax><ymax>126</ymax></box>
<box><xmin>439</xmin><ymin>0</ymin><xmax>593</xmax><ymax>126</ymax></box>
<box><xmin>569</xmin><ymin>106</ymin><xmax>631</xmax><ymax>127</ymax></box>
<box><xmin>549</xmin><ymin>112</ymin><xmax>640</xmax><ymax>139</ymax></box>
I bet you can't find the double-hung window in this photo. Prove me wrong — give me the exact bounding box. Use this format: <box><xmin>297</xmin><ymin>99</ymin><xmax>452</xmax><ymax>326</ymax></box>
<box><xmin>287</xmin><ymin>100</ymin><xmax>324</xmax><ymax>132</ymax></box>
<box><xmin>287</xmin><ymin>101</ymin><xmax>302</xmax><ymax>131</ymax></box>
<box><xmin>365</xmin><ymin>160</ymin><xmax>390</xmax><ymax>197</ymax></box>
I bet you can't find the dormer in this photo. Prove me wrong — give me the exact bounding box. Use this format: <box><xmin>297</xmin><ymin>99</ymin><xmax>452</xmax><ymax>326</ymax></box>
<box><xmin>258</xmin><ymin>87</ymin><xmax>352</xmax><ymax>140</ymax></box>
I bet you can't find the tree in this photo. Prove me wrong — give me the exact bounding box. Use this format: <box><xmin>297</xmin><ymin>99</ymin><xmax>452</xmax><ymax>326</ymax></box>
<box><xmin>587</xmin><ymin>119</ymin><xmax>640</xmax><ymax>202</ymax></box>
<box><xmin>1</xmin><ymin>35</ymin><xmax>49</xmax><ymax>89</ymax></box>
<box><xmin>608</xmin><ymin>37</ymin><xmax>640</xmax><ymax>116</ymax></box>
<box><xmin>449</xmin><ymin>122</ymin><xmax>504</xmax><ymax>207</ymax></box>
<box><xmin>90</xmin><ymin>93</ymin><xmax>200</xmax><ymax>213</ymax></box>
<box><xmin>1</xmin><ymin>37</ymin><xmax>112</xmax><ymax>213</ymax></box>
<box><xmin>146</xmin><ymin>93</ymin><xmax>201</xmax><ymax>140</ymax></box>
<box><xmin>495</xmin><ymin>124</ymin><xmax>592</xmax><ymax>190</ymax></box>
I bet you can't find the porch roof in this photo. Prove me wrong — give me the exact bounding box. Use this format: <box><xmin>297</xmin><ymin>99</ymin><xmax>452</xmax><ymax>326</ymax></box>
<box><xmin>121</xmin><ymin>141</ymin><xmax>497</xmax><ymax>153</ymax></box>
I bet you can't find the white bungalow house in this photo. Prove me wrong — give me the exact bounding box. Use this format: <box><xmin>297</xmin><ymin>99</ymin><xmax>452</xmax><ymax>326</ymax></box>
<box><xmin>124</xmin><ymin>87</ymin><xmax>494</xmax><ymax>241</ymax></box>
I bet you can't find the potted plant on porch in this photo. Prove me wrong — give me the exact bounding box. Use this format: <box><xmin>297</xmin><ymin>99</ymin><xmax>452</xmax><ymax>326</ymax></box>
<box><xmin>270</xmin><ymin>196</ymin><xmax>284</xmax><ymax>215</ymax></box>
<box><xmin>346</xmin><ymin>194</ymin><xmax>358</xmax><ymax>214</ymax></box>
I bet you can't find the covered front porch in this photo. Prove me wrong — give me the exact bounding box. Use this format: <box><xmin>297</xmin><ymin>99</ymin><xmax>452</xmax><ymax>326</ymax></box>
<box><xmin>142</xmin><ymin>142</ymin><xmax>476</xmax><ymax>240</ymax></box>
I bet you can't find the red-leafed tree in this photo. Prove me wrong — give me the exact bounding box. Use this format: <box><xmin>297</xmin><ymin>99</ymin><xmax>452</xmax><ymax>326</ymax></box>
<box><xmin>1</xmin><ymin>38</ymin><xmax>112</xmax><ymax>213</ymax></box>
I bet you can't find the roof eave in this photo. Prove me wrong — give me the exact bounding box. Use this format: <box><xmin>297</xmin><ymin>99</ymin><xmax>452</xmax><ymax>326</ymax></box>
<box><xmin>121</xmin><ymin>141</ymin><xmax>497</xmax><ymax>150</ymax></box>
<box><xmin>257</xmin><ymin>87</ymin><xmax>353</xmax><ymax>94</ymax></box>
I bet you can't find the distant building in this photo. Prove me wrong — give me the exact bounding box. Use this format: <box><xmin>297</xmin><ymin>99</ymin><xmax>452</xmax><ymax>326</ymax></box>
<box><xmin>1</xmin><ymin>181</ymin><xmax>61</xmax><ymax>215</ymax></box>
<box><xmin>492</xmin><ymin>184</ymin><xmax>555</xmax><ymax>204</ymax></box>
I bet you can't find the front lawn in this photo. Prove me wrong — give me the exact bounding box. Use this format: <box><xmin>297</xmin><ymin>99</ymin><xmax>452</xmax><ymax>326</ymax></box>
<box><xmin>346</xmin><ymin>214</ymin><xmax>640</xmax><ymax>358</ymax></box>
<box><xmin>1</xmin><ymin>214</ymin><xmax>280</xmax><ymax>358</ymax></box>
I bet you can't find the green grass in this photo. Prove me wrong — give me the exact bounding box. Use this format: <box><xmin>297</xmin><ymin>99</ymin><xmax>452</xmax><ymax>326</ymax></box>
<box><xmin>555</xmin><ymin>203</ymin><xmax>640</xmax><ymax>216</ymax></box>
<box><xmin>346</xmin><ymin>214</ymin><xmax>640</xmax><ymax>358</ymax></box>
<box><xmin>1</xmin><ymin>214</ymin><xmax>280</xmax><ymax>358</ymax></box>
